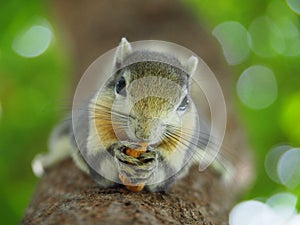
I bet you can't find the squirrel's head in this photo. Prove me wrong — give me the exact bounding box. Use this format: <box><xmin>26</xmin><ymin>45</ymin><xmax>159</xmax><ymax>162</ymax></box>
<box><xmin>111</xmin><ymin>38</ymin><xmax>198</xmax><ymax>145</ymax></box>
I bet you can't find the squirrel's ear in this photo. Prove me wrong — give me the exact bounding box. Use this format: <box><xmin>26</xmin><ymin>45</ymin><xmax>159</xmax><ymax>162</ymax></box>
<box><xmin>114</xmin><ymin>37</ymin><xmax>133</xmax><ymax>69</ymax></box>
<box><xmin>184</xmin><ymin>56</ymin><xmax>198</xmax><ymax>77</ymax></box>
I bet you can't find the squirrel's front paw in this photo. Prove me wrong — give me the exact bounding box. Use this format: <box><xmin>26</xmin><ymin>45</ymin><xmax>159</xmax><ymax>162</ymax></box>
<box><xmin>113</xmin><ymin>142</ymin><xmax>158</xmax><ymax>184</ymax></box>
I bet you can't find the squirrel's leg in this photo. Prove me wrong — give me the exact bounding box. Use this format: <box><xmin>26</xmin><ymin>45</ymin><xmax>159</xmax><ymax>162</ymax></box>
<box><xmin>113</xmin><ymin>142</ymin><xmax>158</xmax><ymax>185</ymax></box>
<box><xmin>32</xmin><ymin>120</ymin><xmax>73</xmax><ymax>177</ymax></box>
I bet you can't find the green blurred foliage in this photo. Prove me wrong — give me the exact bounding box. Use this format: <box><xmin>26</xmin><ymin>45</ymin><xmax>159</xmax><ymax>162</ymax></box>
<box><xmin>185</xmin><ymin>0</ymin><xmax>300</xmax><ymax>206</ymax></box>
<box><xmin>0</xmin><ymin>0</ymin><xmax>71</xmax><ymax>224</ymax></box>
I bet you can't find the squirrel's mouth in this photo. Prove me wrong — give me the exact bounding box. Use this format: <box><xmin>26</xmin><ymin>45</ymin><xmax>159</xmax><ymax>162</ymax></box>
<box><xmin>125</xmin><ymin>118</ymin><xmax>166</xmax><ymax>145</ymax></box>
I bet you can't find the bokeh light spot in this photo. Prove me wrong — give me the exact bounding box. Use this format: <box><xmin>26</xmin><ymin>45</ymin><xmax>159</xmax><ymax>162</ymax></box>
<box><xmin>266</xmin><ymin>193</ymin><xmax>297</xmax><ymax>220</ymax></box>
<box><xmin>276</xmin><ymin>17</ymin><xmax>300</xmax><ymax>56</ymax></box>
<box><xmin>287</xmin><ymin>215</ymin><xmax>300</xmax><ymax>225</ymax></box>
<box><xmin>286</xmin><ymin>0</ymin><xmax>300</xmax><ymax>14</ymax></box>
<box><xmin>249</xmin><ymin>16</ymin><xmax>285</xmax><ymax>57</ymax></box>
<box><xmin>265</xmin><ymin>145</ymin><xmax>292</xmax><ymax>183</ymax></box>
<box><xmin>230</xmin><ymin>195</ymin><xmax>300</xmax><ymax>225</ymax></box>
<box><xmin>276</xmin><ymin>17</ymin><xmax>299</xmax><ymax>39</ymax></box>
<box><xmin>237</xmin><ymin>65</ymin><xmax>278</xmax><ymax>110</ymax></box>
<box><xmin>12</xmin><ymin>25</ymin><xmax>52</xmax><ymax>58</ymax></box>
<box><xmin>278</xmin><ymin>148</ymin><xmax>300</xmax><ymax>189</ymax></box>
<box><xmin>284</xmin><ymin>36</ymin><xmax>300</xmax><ymax>57</ymax></box>
<box><xmin>212</xmin><ymin>21</ymin><xmax>251</xmax><ymax>65</ymax></box>
<box><xmin>229</xmin><ymin>200</ymin><xmax>279</xmax><ymax>225</ymax></box>
<box><xmin>267</xmin><ymin>0</ymin><xmax>300</xmax><ymax>57</ymax></box>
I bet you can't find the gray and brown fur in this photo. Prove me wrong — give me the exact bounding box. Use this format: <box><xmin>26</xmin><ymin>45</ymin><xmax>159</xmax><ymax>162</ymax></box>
<box><xmin>32</xmin><ymin>38</ymin><xmax>229</xmax><ymax>192</ymax></box>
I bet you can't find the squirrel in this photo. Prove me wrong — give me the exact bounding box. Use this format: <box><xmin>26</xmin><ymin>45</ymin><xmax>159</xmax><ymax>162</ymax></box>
<box><xmin>32</xmin><ymin>38</ymin><xmax>233</xmax><ymax>192</ymax></box>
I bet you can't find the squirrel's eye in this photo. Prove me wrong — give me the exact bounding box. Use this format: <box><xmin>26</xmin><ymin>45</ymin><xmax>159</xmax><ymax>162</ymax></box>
<box><xmin>115</xmin><ymin>76</ymin><xmax>126</xmax><ymax>96</ymax></box>
<box><xmin>177</xmin><ymin>96</ymin><xmax>189</xmax><ymax>111</ymax></box>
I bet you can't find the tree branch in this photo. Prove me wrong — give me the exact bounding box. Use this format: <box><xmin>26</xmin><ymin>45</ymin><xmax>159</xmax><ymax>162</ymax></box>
<box><xmin>22</xmin><ymin>159</ymin><xmax>235</xmax><ymax>225</ymax></box>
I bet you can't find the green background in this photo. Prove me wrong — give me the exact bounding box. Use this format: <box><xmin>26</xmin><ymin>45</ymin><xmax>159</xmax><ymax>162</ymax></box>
<box><xmin>0</xmin><ymin>0</ymin><xmax>299</xmax><ymax>224</ymax></box>
<box><xmin>0</xmin><ymin>0</ymin><xmax>70</xmax><ymax>224</ymax></box>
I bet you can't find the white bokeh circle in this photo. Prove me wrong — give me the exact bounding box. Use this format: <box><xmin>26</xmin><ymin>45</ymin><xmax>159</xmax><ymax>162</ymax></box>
<box><xmin>278</xmin><ymin>148</ymin><xmax>300</xmax><ymax>189</ymax></box>
<box><xmin>265</xmin><ymin>144</ymin><xmax>292</xmax><ymax>183</ymax></box>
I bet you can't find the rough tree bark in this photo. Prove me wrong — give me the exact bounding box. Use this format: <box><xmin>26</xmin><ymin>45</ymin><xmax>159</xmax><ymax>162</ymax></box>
<box><xmin>21</xmin><ymin>0</ymin><xmax>253</xmax><ymax>224</ymax></box>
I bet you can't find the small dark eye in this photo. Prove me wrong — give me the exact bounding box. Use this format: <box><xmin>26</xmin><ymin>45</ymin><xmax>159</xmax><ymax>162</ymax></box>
<box><xmin>115</xmin><ymin>76</ymin><xmax>126</xmax><ymax>96</ymax></box>
<box><xmin>177</xmin><ymin>96</ymin><xmax>189</xmax><ymax>111</ymax></box>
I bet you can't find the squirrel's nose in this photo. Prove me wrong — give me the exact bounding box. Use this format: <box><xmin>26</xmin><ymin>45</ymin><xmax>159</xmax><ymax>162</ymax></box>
<box><xmin>134</xmin><ymin>118</ymin><xmax>165</xmax><ymax>143</ymax></box>
<box><xmin>134</xmin><ymin>130</ymin><xmax>150</xmax><ymax>141</ymax></box>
